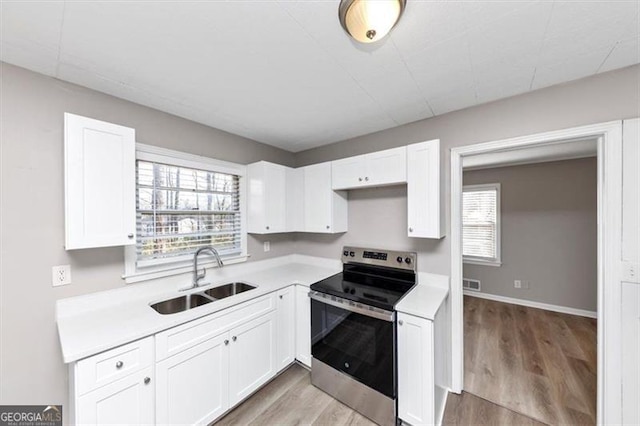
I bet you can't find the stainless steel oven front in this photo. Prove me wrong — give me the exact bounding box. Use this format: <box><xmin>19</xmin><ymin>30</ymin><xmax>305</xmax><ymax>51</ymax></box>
<box><xmin>309</xmin><ymin>290</ymin><xmax>397</xmax><ymax>426</ymax></box>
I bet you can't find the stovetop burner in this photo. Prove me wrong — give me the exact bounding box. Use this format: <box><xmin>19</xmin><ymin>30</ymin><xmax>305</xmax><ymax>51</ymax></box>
<box><xmin>310</xmin><ymin>246</ymin><xmax>417</xmax><ymax>311</ymax></box>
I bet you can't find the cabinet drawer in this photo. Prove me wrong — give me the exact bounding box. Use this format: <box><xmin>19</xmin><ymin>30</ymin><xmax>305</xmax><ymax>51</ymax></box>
<box><xmin>76</xmin><ymin>337</ymin><xmax>153</xmax><ymax>395</ymax></box>
<box><xmin>156</xmin><ymin>293</ymin><xmax>276</xmax><ymax>361</ymax></box>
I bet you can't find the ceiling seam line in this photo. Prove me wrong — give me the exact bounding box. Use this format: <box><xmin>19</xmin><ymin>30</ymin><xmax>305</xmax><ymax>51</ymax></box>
<box><xmin>530</xmin><ymin>0</ymin><xmax>556</xmax><ymax>90</ymax></box>
<box><xmin>55</xmin><ymin>0</ymin><xmax>67</xmax><ymax>78</ymax></box>
<box><xmin>278</xmin><ymin>4</ymin><xmax>400</xmax><ymax>126</ymax></box>
<box><xmin>389</xmin><ymin>37</ymin><xmax>436</xmax><ymax>117</ymax></box>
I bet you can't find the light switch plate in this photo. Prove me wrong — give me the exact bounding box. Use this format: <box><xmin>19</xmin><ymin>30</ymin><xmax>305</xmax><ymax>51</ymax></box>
<box><xmin>514</xmin><ymin>280</ymin><xmax>521</xmax><ymax>289</ymax></box>
<box><xmin>52</xmin><ymin>265</ymin><xmax>71</xmax><ymax>287</ymax></box>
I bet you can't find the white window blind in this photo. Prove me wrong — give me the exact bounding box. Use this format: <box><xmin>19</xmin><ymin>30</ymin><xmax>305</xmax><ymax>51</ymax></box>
<box><xmin>136</xmin><ymin>160</ymin><xmax>242</xmax><ymax>267</ymax></box>
<box><xmin>463</xmin><ymin>184</ymin><xmax>500</xmax><ymax>264</ymax></box>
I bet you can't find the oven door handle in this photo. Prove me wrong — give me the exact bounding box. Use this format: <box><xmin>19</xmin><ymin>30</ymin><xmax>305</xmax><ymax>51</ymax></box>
<box><xmin>308</xmin><ymin>291</ymin><xmax>395</xmax><ymax>322</ymax></box>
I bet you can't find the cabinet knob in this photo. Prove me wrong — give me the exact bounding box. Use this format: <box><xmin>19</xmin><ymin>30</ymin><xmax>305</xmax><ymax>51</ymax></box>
<box><xmin>365</xmin><ymin>177</ymin><xmax>369</xmax><ymax>181</ymax></box>
<box><xmin>127</xmin><ymin>234</ymin><xmax>134</xmax><ymax>239</ymax></box>
<box><xmin>232</xmin><ymin>336</ymin><xmax>237</xmax><ymax>342</ymax></box>
<box><xmin>399</xmin><ymin>320</ymin><xmax>404</xmax><ymax>326</ymax></box>
<box><xmin>224</xmin><ymin>339</ymin><xmax>229</xmax><ymax>346</ymax></box>
<box><xmin>144</xmin><ymin>377</ymin><xmax>151</xmax><ymax>385</ymax></box>
<box><xmin>266</xmin><ymin>226</ymin><xmax>270</xmax><ymax>230</ymax></box>
<box><xmin>326</xmin><ymin>225</ymin><xmax>330</xmax><ymax>229</ymax></box>
<box><xmin>115</xmin><ymin>361</ymin><xmax>124</xmax><ymax>369</ymax></box>
<box><xmin>358</xmin><ymin>177</ymin><xmax>363</xmax><ymax>182</ymax></box>
<box><xmin>279</xmin><ymin>295</ymin><xmax>283</xmax><ymax>299</ymax></box>
<box><xmin>409</xmin><ymin>227</ymin><xmax>413</xmax><ymax>233</ymax></box>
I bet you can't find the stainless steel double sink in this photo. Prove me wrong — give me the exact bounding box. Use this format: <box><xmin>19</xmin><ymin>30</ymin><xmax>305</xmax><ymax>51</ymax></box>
<box><xmin>150</xmin><ymin>282</ymin><xmax>256</xmax><ymax>315</ymax></box>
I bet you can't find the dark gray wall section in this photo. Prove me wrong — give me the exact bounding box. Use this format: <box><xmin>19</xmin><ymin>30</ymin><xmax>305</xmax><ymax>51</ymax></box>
<box><xmin>463</xmin><ymin>158</ymin><xmax>597</xmax><ymax>312</ymax></box>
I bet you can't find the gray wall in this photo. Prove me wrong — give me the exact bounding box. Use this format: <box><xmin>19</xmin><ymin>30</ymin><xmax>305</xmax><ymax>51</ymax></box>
<box><xmin>463</xmin><ymin>158</ymin><xmax>597</xmax><ymax>312</ymax></box>
<box><xmin>0</xmin><ymin>63</ymin><xmax>296</xmax><ymax>412</ymax></box>
<box><xmin>294</xmin><ymin>64</ymin><xmax>640</xmax><ymax>277</ymax></box>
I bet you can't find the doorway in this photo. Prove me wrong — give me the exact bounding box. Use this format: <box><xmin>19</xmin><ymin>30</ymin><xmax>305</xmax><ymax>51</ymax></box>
<box><xmin>449</xmin><ymin>122</ymin><xmax>624</xmax><ymax>425</ymax></box>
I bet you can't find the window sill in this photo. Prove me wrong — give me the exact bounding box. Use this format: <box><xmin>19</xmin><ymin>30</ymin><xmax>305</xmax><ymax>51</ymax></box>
<box><xmin>463</xmin><ymin>258</ymin><xmax>502</xmax><ymax>267</ymax></box>
<box><xmin>123</xmin><ymin>254</ymin><xmax>249</xmax><ymax>284</ymax></box>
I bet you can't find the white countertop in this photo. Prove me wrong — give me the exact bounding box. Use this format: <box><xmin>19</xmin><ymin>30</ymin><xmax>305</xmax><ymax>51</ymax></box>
<box><xmin>56</xmin><ymin>255</ymin><xmax>449</xmax><ymax>363</ymax></box>
<box><xmin>396</xmin><ymin>272</ymin><xmax>449</xmax><ymax>319</ymax></box>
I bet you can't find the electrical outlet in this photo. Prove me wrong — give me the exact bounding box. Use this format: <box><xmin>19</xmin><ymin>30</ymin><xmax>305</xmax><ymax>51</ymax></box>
<box><xmin>623</xmin><ymin>262</ymin><xmax>639</xmax><ymax>283</ymax></box>
<box><xmin>514</xmin><ymin>280</ymin><xmax>521</xmax><ymax>289</ymax></box>
<box><xmin>263</xmin><ymin>241</ymin><xmax>270</xmax><ymax>252</ymax></box>
<box><xmin>52</xmin><ymin>265</ymin><xmax>71</xmax><ymax>287</ymax></box>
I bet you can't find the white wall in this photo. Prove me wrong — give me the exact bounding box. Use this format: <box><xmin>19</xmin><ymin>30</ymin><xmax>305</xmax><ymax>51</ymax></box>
<box><xmin>463</xmin><ymin>158</ymin><xmax>597</xmax><ymax>312</ymax></box>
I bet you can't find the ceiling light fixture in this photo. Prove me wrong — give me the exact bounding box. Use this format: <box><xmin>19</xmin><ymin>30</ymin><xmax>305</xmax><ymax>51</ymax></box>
<box><xmin>338</xmin><ymin>0</ymin><xmax>406</xmax><ymax>44</ymax></box>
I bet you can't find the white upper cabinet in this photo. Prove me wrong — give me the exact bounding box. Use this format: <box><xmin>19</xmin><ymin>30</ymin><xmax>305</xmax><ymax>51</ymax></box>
<box><xmin>407</xmin><ymin>140</ymin><xmax>444</xmax><ymax>239</ymax></box>
<box><xmin>247</xmin><ymin>161</ymin><xmax>287</xmax><ymax>233</ymax></box>
<box><xmin>302</xmin><ymin>162</ymin><xmax>348</xmax><ymax>233</ymax></box>
<box><xmin>332</xmin><ymin>146</ymin><xmax>407</xmax><ymax>190</ymax></box>
<box><xmin>64</xmin><ymin>113</ymin><xmax>136</xmax><ymax>249</ymax></box>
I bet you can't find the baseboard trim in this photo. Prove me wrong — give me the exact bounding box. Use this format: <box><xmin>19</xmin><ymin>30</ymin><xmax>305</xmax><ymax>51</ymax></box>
<box><xmin>463</xmin><ymin>291</ymin><xmax>597</xmax><ymax>318</ymax></box>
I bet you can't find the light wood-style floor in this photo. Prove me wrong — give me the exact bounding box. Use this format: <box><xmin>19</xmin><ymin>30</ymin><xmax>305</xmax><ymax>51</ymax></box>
<box><xmin>215</xmin><ymin>363</ymin><xmax>547</xmax><ymax>426</ymax></box>
<box><xmin>464</xmin><ymin>296</ymin><xmax>597</xmax><ymax>425</ymax></box>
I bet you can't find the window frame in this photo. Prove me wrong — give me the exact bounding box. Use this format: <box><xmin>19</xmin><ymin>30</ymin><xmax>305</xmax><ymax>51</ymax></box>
<box><xmin>462</xmin><ymin>183</ymin><xmax>502</xmax><ymax>267</ymax></box>
<box><xmin>124</xmin><ymin>143</ymin><xmax>247</xmax><ymax>283</ymax></box>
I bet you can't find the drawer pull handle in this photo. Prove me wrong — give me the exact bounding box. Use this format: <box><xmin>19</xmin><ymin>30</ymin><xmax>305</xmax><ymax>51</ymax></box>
<box><xmin>398</xmin><ymin>320</ymin><xmax>404</xmax><ymax>326</ymax></box>
<box><xmin>115</xmin><ymin>361</ymin><xmax>124</xmax><ymax>369</ymax></box>
<box><xmin>232</xmin><ymin>336</ymin><xmax>237</xmax><ymax>342</ymax></box>
<box><xmin>408</xmin><ymin>227</ymin><xmax>413</xmax><ymax>233</ymax></box>
<box><xmin>358</xmin><ymin>177</ymin><xmax>363</xmax><ymax>182</ymax></box>
<box><xmin>144</xmin><ymin>377</ymin><xmax>151</xmax><ymax>385</ymax></box>
<box><xmin>127</xmin><ymin>234</ymin><xmax>134</xmax><ymax>239</ymax></box>
<box><xmin>224</xmin><ymin>339</ymin><xmax>229</xmax><ymax>346</ymax></box>
<box><xmin>365</xmin><ymin>177</ymin><xmax>369</xmax><ymax>181</ymax></box>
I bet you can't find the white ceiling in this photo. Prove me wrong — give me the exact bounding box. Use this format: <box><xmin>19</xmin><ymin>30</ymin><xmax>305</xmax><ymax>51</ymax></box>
<box><xmin>462</xmin><ymin>137</ymin><xmax>597</xmax><ymax>170</ymax></box>
<box><xmin>1</xmin><ymin>1</ymin><xmax>638</xmax><ymax>152</ymax></box>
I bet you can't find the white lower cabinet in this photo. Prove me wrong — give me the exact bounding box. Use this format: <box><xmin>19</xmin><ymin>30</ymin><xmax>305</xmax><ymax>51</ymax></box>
<box><xmin>397</xmin><ymin>312</ymin><xmax>434</xmax><ymax>426</ymax></box>
<box><xmin>155</xmin><ymin>333</ymin><xmax>229</xmax><ymax>425</ymax></box>
<box><xmin>229</xmin><ymin>312</ymin><xmax>277</xmax><ymax>405</ymax></box>
<box><xmin>76</xmin><ymin>366</ymin><xmax>154</xmax><ymax>425</ymax></box>
<box><xmin>295</xmin><ymin>284</ymin><xmax>311</xmax><ymax>367</ymax></box>
<box><xmin>276</xmin><ymin>286</ymin><xmax>296</xmax><ymax>371</ymax></box>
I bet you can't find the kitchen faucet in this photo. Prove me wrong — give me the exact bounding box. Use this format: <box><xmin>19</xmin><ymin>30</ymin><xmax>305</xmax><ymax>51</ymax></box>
<box><xmin>192</xmin><ymin>246</ymin><xmax>224</xmax><ymax>288</ymax></box>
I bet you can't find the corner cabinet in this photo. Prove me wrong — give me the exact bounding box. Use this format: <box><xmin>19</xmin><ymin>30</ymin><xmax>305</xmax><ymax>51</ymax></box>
<box><xmin>247</xmin><ymin>161</ymin><xmax>302</xmax><ymax>233</ymax></box>
<box><xmin>301</xmin><ymin>162</ymin><xmax>348</xmax><ymax>233</ymax></box>
<box><xmin>407</xmin><ymin>140</ymin><xmax>444</xmax><ymax>239</ymax></box>
<box><xmin>64</xmin><ymin>113</ymin><xmax>136</xmax><ymax>249</ymax></box>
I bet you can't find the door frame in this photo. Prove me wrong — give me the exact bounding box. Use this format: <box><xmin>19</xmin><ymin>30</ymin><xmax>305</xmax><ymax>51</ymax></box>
<box><xmin>450</xmin><ymin>121</ymin><xmax>623</xmax><ymax>425</ymax></box>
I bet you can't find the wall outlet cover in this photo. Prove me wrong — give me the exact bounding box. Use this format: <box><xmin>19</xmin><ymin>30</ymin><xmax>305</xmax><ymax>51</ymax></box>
<box><xmin>52</xmin><ymin>265</ymin><xmax>71</xmax><ymax>287</ymax></box>
<box><xmin>514</xmin><ymin>279</ymin><xmax>522</xmax><ymax>289</ymax></box>
<box><xmin>263</xmin><ymin>241</ymin><xmax>270</xmax><ymax>252</ymax></box>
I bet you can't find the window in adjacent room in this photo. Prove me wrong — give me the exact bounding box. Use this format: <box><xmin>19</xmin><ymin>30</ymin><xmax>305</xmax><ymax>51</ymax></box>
<box><xmin>125</xmin><ymin>144</ymin><xmax>247</xmax><ymax>282</ymax></box>
<box><xmin>462</xmin><ymin>183</ymin><xmax>501</xmax><ymax>266</ymax></box>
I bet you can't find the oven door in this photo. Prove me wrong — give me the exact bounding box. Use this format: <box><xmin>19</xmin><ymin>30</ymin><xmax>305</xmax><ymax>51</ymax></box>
<box><xmin>310</xmin><ymin>292</ymin><xmax>396</xmax><ymax>398</ymax></box>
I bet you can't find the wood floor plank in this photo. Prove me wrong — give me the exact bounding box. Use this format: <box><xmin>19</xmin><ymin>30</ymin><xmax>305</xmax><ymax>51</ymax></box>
<box><xmin>463</xmin><ymin>296</ymin><xmax>597</xmax><ymax>426</ymax></box>
<box><xmin>443</xmin><ymin>392</ymin><xmax>547</xmax><ymax>426</ymax></box>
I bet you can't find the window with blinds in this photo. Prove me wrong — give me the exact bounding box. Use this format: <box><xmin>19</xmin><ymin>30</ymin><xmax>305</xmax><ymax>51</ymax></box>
<box><xmin>135</xmin><ymin>160</ymin><xmax>242</xmax><ymax>267</ymax></box>
<box><xmin>462</xmin><ymin>184</ymin><xmax>501</xmax><ymax>265</ymax></box>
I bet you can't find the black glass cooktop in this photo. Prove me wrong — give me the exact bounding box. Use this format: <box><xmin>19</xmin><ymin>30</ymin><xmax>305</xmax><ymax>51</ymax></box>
<box><xmin>310</xmin><ymin>264</ymin><xmax>416</xmax><ymax>311</ymax></box>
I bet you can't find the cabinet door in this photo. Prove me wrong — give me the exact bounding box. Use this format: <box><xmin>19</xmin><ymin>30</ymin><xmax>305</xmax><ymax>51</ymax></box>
<box><xmin>303</xmin><ymin>163</ymin><xmax>333</xmax><ymax>233</ymax></box>
<box><xmin>286</xmin><ymin>167</ymin><xmax>304</xmax><ymax>232</ymax></box>
<box><xmin>229</xmin><ymin>312</ymin><xmax>277</xmax><ymax>406</ymax></box>
<box><xmin>276</xmin><ymin>286</ymin><xmax>296</xmax><ymax>371</ymax></box>
<box><xmin>407</xmin><ymin>140</ymin><xmax>444</xmax><ymax>239</ymax></box>
<box><xmin>364</xmin><ymin>146</ymin><xmax>407</xmax><ymax>187</ymax></box>
<box><xmin>295</xmin><ymin>285</ymin><xmax>311</xmax><ymax>368</ymax></box>
<box><xmin>247</xmin><ymin>161</ymin><xmax>287</xmax><ymax>233</ymax></box>
<box><xmin>397</xmin><ymin>312</ymin><xmax>434</xmax><ymax>426</ymax></box>
<box><xmin>332</xmin><ymin>155</ymin><xmax>366</xmax><ymax>190</ymax></box>
<box><xmin>156</xmin><ymin>333</ymin><xmax>230</xmax><ymax>425</ymax></box>
<box><xmin>77</xmin><ymin>367</ymin><xmax>154</xmax><ymax>425</ymax></box>
<box><xmin>64</xmin><ymin>113</ymin><xmax>136</xmax><ymax>249</ymax></box>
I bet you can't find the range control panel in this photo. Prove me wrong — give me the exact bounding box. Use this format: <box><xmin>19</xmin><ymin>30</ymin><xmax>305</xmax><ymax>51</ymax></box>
<box><xmin>342</xmin><ymin>246</ymin><xmax>417</xmax><ymax>272</ymax></box>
